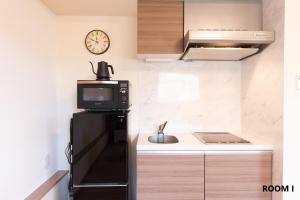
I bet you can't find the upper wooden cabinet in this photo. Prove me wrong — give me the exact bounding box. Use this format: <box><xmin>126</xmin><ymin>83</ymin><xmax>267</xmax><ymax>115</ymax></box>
<box><xmin>137</xmin><ymin>0</ymin><xmax>184</xmax><ymax>54</ymax></box>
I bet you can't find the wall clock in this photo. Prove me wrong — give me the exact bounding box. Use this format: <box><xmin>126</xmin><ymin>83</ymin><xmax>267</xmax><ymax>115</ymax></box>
<box><xmin>85</xmin><ymin>30</ymin><xmax>110</xmax><ymax>55</ymax></box>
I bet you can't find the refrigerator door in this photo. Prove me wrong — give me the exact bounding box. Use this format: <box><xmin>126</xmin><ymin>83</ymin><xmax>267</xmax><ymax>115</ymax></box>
<box><xmin>73</xmin><ymin>186</ymin><xmax>128</xmax><ymax>200</ymax></box>
<box><xmin>77</xmin><ymin>143</ymin><xmax>128</xmax><ymax>184</ymax></box>
<box><xmin>70</xmin><ymin>111</ymin><xmax>128</xmax><ymax>186</ymax></box>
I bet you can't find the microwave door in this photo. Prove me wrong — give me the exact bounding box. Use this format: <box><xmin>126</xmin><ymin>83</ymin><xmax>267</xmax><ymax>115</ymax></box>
<box><xmin>83</xmin><ymin>88</ymin><xmax>113</xmax><ymax>102</ymax></box>
<box><xmin>77</xmin><ymin>84</ymin><xmax>119</xmax><ymax>110</ymax></box>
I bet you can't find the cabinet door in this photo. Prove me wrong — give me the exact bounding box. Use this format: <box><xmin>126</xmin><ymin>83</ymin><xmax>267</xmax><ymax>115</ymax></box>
<box><xmin>205</xmin><ymin>152</ymin><xmax>272</xmax><ymax>200</ymax></box>
<box><xmin>137</xmin><ymin>0</ymin><xmax>183</xmax><ymax>54</ymax></box>
<box><xmin>137</xmin><ymin>154</ymin><xmax>204</xmax><ymax>200</ymax></box>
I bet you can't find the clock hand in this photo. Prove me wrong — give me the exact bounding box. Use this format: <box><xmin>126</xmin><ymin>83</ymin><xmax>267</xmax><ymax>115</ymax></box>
<box><xmin>88</xmin><ymin>37</ymin><xmax>96</xmax><ymax>42</ymax></box>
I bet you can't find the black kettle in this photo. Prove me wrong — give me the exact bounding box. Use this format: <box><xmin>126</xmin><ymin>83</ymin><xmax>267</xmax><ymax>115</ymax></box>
<box><xmin>90</xmin><ymin>61</ymin><xmax>114</xmax><ymax>80</ymax></box>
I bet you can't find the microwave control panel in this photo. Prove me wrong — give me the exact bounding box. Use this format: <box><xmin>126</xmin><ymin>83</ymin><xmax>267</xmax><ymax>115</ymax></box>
<box><xmin>119</xmin><ymin>81</ymin><xmax>129</xmax><ymax>108</ymax></box>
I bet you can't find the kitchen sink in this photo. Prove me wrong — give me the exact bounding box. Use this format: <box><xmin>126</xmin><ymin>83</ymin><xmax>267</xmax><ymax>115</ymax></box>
<box><xmin>148</xmin><ymin>135</ymin><xmax>179</xmax><ymax>144</ymax></box>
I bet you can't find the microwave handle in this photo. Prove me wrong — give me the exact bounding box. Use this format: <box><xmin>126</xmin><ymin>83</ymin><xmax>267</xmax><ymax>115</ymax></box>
<box><xmin>108</xmin><ymin>65</ymin><xmax>114</xmax><ymax>75</ymax></box>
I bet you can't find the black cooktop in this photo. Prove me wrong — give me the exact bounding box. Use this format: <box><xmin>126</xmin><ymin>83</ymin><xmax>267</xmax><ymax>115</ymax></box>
<box><xmin>193</xmin><ymin>132</ymin><xmax>251</xmax><ymax>144</ymax></box>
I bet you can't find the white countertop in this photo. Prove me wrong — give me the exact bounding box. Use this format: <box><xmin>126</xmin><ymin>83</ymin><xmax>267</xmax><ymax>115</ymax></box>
<box><xmin>136</xmin><ymin>133</ymin><xmax>273</xmax><ymax>152</ymax></box>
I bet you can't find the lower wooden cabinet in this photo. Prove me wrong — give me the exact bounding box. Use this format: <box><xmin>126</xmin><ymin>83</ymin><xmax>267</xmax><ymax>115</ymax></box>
<box><xmin>205</xmin><ymin>152</ymin><xmax>272</xmax><ymax>200</ymax></box>
<box><xmin>137</xmin><ymin>154</ymin><xmax>204</xmax><ymax>200</ymax></box>
<box><xmin>136</xmin><ymin>151</ymin><xmax>272</xmax><ymax>200</ymax></box>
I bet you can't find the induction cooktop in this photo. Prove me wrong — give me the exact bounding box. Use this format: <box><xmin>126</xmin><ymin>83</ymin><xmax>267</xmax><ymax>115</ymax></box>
<box><xmin>193</xmin><ymin>132</ymin><xmax>251</xmax><ymax>144</ymax></box>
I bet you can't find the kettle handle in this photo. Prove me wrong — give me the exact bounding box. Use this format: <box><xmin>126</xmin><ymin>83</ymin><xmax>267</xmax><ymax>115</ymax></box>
<box><xmin>108</xmin><ymin>65</ymin><xmax>114</xmax><ymax>75</ymax></box>
<box><xmin>89</xmin><ymin>61</ymin><xmax>97</xmax><ymax>75</ymax></box>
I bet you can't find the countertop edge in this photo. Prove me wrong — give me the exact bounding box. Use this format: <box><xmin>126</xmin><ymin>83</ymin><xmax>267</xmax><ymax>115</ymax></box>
<box><xmin>136</xmin><ymin>133</ymin><xmax>274</xmax><ymax>152</ymax></box>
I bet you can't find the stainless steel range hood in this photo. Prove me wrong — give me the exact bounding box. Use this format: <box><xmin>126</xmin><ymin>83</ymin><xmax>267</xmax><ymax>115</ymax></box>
<box><xmin>181</xmin><ymin>30</ymin><xmax>275</xmax><ymax>61</ymax></box>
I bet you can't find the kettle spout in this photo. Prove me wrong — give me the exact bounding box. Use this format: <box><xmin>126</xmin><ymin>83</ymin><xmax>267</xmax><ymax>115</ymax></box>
<box><xmin>89</xmin><ymin>61</ymin><xmax>97</xmax><ymax>75</ymax></box>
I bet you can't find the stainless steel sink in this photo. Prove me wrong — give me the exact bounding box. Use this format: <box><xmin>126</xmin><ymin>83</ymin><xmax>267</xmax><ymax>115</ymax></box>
<box><xmin>148</xmin><ymin>135</ymin><xmax>179</xmax><ymax>144</ymax></box>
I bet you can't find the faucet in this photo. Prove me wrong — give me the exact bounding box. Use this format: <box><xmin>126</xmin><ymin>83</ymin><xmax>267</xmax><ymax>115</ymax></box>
<box><xmin>157</xmin><ymin>121</ymin><xmax>168</xmax><ymax>142</ymax></box>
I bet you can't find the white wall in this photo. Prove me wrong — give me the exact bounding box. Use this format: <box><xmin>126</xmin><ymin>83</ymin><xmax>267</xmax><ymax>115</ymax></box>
<box><xmin>283</xmin><ymin>0</ymin><xmax>300</xmax><ymax>199</ymax></box>
<box><xmin>0</xmin><ymin>0</ymin><xmax>59</xmax><ymax>199</ymax></box>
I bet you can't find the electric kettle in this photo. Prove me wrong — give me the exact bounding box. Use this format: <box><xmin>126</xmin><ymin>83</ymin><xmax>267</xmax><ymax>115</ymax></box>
<box><xmin>90</xmin><ymin>61</ymin><xmax>114</xmax><ymax>80</ymax></box>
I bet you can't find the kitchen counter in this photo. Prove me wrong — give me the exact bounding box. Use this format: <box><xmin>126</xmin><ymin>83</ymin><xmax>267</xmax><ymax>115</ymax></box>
<box><xmin>136</xmin><ymin>133</ymin><xmax>273</xmax><ymax>152</ymax></box>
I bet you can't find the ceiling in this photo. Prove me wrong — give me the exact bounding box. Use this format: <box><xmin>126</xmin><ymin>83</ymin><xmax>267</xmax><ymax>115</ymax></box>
<box><xmin>41</xmin><ymin>0</ymin><xmax>137</xmax><ymax>16</ymax></box>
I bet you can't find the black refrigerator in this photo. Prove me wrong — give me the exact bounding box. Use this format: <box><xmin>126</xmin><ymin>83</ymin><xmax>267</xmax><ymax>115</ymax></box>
<box><xmin>67</xmin><ymin>111</ymin><xmax>129</xmax><ymax>200</ymax></box>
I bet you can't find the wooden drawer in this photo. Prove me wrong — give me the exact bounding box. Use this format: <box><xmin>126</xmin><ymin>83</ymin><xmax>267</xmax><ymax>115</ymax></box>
<box><xmin>137</xmin><ymin>154</ymin><xmax>204</xmax><ymax>200</ymax></box>
<box><xmin>205</xmin><ymin>152</ymin><xmax>272</xmax><ymax>200</ymax></box>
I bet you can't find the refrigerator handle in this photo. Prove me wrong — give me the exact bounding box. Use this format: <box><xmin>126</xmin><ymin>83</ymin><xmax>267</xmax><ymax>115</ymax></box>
<box><xmin>70</xmin><ymin>118</ymin><xmax>73</xmax><ymax>146</ymax></box>
<box><xmin>65</xmin><ymin>118</ymin><xmax>73</xmax><ymax>164</ymax></box>
<box><xmin>68</xmin><ymin>118</ymin><xmax>73</xmax><ymax>195</ymax></box>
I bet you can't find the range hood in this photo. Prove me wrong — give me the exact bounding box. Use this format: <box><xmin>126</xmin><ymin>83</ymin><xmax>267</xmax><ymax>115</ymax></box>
<box><xmin>181</xmin><ymin>30</ymin><xmax>275</xmax><ymax>61</ymax></box>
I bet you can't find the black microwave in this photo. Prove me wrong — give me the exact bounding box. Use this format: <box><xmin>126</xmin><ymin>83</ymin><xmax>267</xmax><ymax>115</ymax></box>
<box><xmin>77</xmin><ymin>80</ymin><xmax>129</xmax><ymax>110</ymax></box>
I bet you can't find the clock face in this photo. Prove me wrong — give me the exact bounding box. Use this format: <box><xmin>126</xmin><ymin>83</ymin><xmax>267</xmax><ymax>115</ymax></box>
<box><xmin>85</xmin><ymin>30</ymin><xmax>110</xmax><ymax>55</ymax></box>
